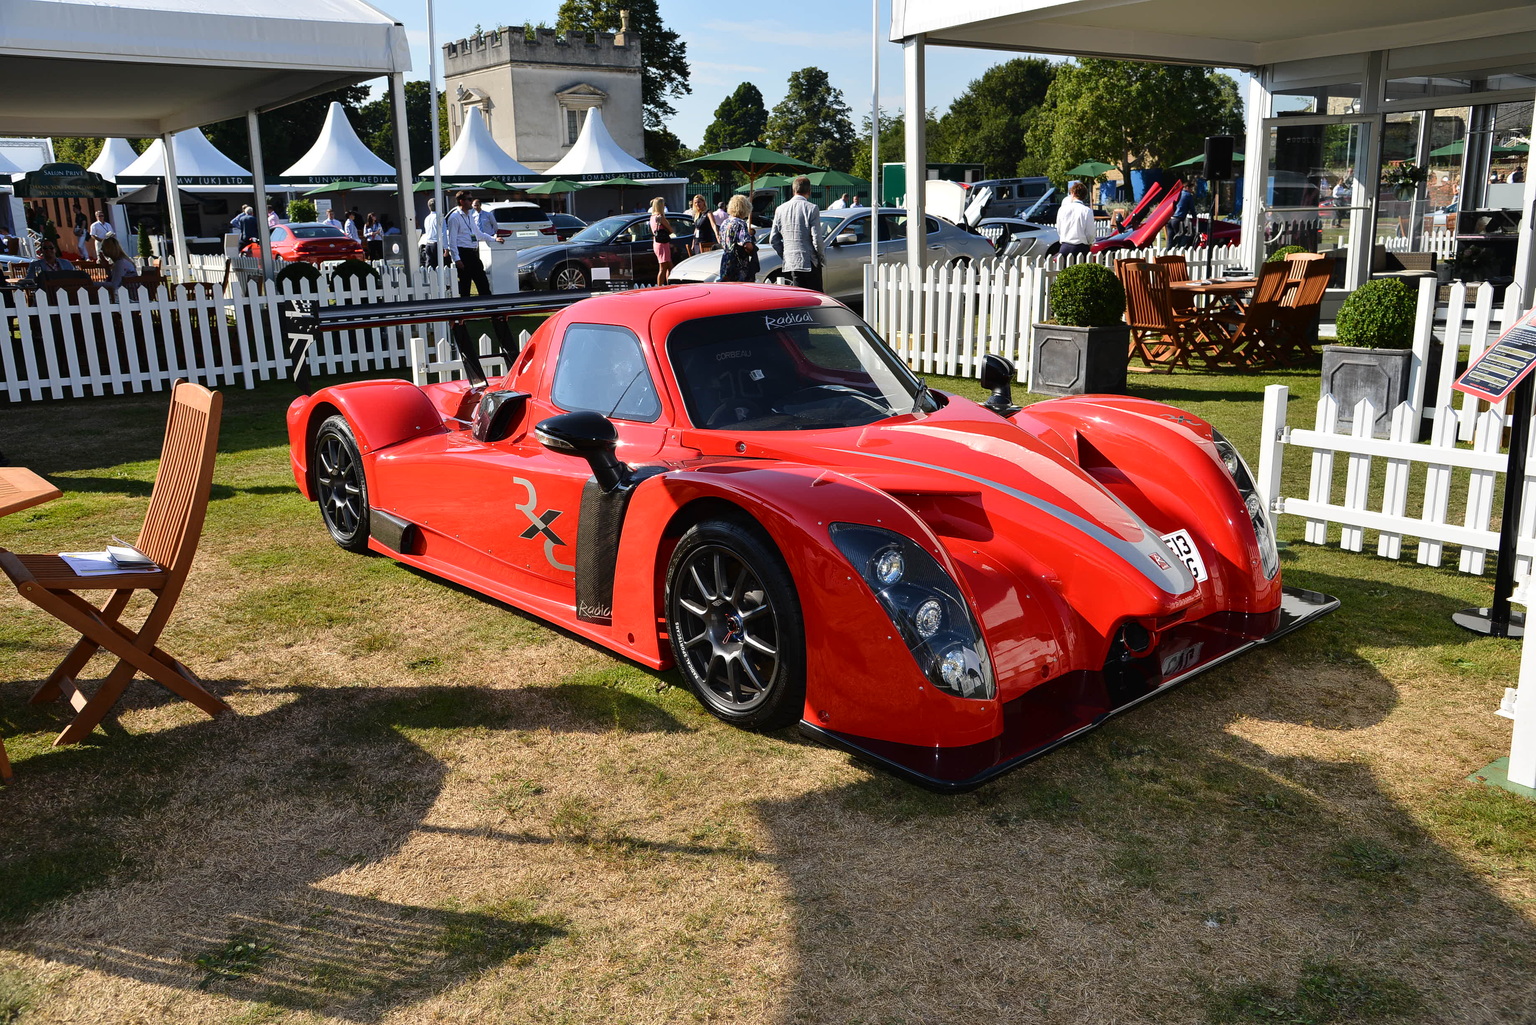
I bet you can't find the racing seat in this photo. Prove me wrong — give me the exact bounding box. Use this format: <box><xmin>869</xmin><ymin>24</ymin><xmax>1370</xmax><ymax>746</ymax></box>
<box><xmin>680</xmin><ymin>337</ymin><xmax>803</xmax><ymax>427</ymax></box>
<box><xmin>0</xmin><ymin>381</ymin><xmax>230</xmax><ymax>748</ymax></box>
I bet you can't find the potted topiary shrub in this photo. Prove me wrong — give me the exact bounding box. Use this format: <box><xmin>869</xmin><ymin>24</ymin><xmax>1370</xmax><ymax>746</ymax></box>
<box><xmin>1321</xmin><ymin>278</ymin><xmax>1426</xmax><ymax>436</ymax></box>
<box><xmin>1030</xmin><ymin>262</ymin><xmax>1129</xmax><ymax>395</ymax></box>
<box><xmin>1265</xmin><ymin>244</ymin><xmax>1308</xmax><ymax>262</ymax></box>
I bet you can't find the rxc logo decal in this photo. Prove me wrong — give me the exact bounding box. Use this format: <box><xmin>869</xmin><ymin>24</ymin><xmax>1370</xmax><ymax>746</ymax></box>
<box><xmin>764</xmin><ymin>311</ymin><xmax>816</xmax><ymax>331</ymax></box>
<box><xmin>513</xmin><ymin>477</ymin><xmax>574</xmax><ymax>572</ymax></box>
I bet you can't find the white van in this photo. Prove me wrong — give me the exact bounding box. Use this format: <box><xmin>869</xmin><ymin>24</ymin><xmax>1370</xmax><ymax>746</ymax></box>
<box><xmin>482</xmin><ymin>201</ymin><xmax>557</xmax><ymax>249</ymax></box>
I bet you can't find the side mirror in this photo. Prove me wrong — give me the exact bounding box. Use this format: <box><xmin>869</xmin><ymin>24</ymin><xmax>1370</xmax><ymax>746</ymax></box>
<box><xmin>835</xmin><ymin>232</ymin><xmax>857</xmax><ymax>246</ymax></box>
<box><xmin>535</xmin><ymin>411</ymin><xmax>633</xmax><ymax>492</ymax></box>
<box><xmin>979</xmin><ymin>354</ymin><xmax>1020</xmax><ymax>417</ymax></box>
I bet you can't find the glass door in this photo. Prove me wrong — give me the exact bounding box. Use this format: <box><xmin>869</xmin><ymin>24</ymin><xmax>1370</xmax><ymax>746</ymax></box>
<box><xmin>1260</xmin><ymin>114</ymin><xmax>1377</xmax><ymax>286</ymax></box>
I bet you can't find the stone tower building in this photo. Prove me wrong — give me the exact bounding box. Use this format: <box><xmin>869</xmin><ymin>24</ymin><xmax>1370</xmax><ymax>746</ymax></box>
<box><xmin>442</xmin><ymin>15</ymin><xmax>643</xmax><ymax>172</ymax></box>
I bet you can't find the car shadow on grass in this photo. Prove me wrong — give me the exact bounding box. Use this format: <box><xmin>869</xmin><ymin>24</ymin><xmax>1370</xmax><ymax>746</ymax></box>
<box><xmin>756</xmin><ymin>571</ymin><xmax>1536</xmax><ymax>1023</ymax></box>
<box><xmin>0</xmin><ymin>680</ymin><xmax>688</xmax><ymax>1021</ymax></box>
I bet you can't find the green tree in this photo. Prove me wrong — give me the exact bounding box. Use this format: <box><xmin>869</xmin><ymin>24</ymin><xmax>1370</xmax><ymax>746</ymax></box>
<box><xmin>934</xmin><ymin>58</ymin><xmax>1057</xmax><ymax>178</ymax></box>
<box><xmin>1028</xmin><ymin>59</ymin><xmax>1244</xmax><ymax>187</ymax></box>
<box><xmin>701</xmin><ymin>83</ymin><xmax>768</xmax><ymax>153</ymax></box>
<box><xmin>357</xmin><ymin>81</ymin><xmax>450</xmax><ymax>175</ymax></box>
<box><xmin>765</xmin><ymin>67</ymin><xmax>856</xmax><ymax>171</ymax></box>
<box><xmin>643</xmin><ymin>126</ymin><xmax>688</xmax><ymax>171</ymax></box>
<box><xmin>556</xmin><ymin>0</ymin><xmax>689</xmax><ymax>132</ymax></box>
<box><xmin>849</xmin><ymin>107</ymin><xmax>944</xmax><ymax>181</ymax></box>
<box><xmin>50</xmin><ymin>137</ymin><xmax>102</xmax><ymax>166</ymax></box>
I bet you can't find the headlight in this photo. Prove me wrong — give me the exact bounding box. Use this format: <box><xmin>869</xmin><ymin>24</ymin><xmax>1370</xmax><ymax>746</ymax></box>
<box><xmin>830</xmin><ymin>524</ymin><xmax>995</xmax><ymax>700</ymax></box>
<box><xmin>1211</xmin><ymin>428</ymin><xmax>1279</xmax><ymax>580</ymax></box>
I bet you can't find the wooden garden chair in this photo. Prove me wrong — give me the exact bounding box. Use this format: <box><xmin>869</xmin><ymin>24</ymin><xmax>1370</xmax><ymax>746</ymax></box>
<box><xmin>0</xmin><ymin>381</ymin><xmax>230</xmax><ymax>747</ymax></box>
<box><xmin>1151</xmin><ymin>254</ymin><xmax>1195</xmax><ymax>314</ymax></box>
<box><xmin>1212</xmin><ymin>261</ymin><xmax>1290</xmax><ymax>367</ymax></box>
<box><xmin>1270</xmin><ymin>257</ymin><xmax>1335</xmax><ymax>366</ymax></box>
<box><xmin>1116</xmin><ymin>259</ymin><xmax>1224</xmax><ymax>372</ymax></box>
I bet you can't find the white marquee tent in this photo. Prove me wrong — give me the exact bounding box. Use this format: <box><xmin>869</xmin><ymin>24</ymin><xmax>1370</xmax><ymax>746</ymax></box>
<box><xmin>545</xmin><ymin>108</ymin><xmax>685</xmax><ymax>218</ymax></box>
<box><xmin>283</xmin><ymin>101</ymin><xmax>397</xmax><ymax>179</ymax></box>
<box><xmin>423</xmin><ymin>106</ymin><xmax>535</xmax><ymax>180</ymax></box>
<box><xmin>119</xmin><ymin>129</ymin><xmax>253</xmax><ymax>189</ymax></box>
<box><xmin>0</xmin><ymin>0</ymin><xmax>416</xmax><ymax>273</ymax></box>
<box><xmin>87</xmin><ymin>137</ymin><xmax>142</xmax><ymax>180</ymax></box>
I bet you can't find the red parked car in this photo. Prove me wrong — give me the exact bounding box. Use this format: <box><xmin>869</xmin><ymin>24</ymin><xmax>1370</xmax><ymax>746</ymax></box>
<box><xmin>286</xmin><ymin>284</ymin><xmax>1335</xmax><ymax>790</ymax></box>
<box><xmin>244</xmin><ymin>222</ymin><xmax>365</xmax><ymax>265</ymax></box>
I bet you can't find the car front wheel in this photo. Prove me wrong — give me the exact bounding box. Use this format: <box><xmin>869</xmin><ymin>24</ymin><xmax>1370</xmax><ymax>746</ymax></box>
<box><xmin>551</xmin><ymin>264</ymin><xmax>589</xmax><ymax>291</ymax></box>
<box><xmin>313</xmin><ymin>415</ymin><xmax>370</xmax><ymax>553</ymax></box>
<box><xmin>666</xmin><ymin>519</ymin><xmax>805</xmax><ymax>730</ymax></box>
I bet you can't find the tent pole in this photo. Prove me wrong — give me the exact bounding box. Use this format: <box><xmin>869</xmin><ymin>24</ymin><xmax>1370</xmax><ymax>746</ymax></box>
<box><xmin>426</xmin><ymin>0</ymin><xmax>446</xmax><ymax>295</ymax></box>
<box><xmin>903</xmin><ymin>34</ymin><xmax>926</xmax><ymax>280</ymax></box>
<box><xmin>247</xmin><ymin>110</ymin><xmax>274</xmax><ymax>281</ymax></box>
<box><xmin>1510</xmin><ymin>93</ymin><xmax>1536</xmax><ymax>313</ymax></box>
<box><xmin>162</xmin><ymin>131</ymin><xmax>188</xmax><ymax>283</ymax></box>
<box><xmin>389</xmin><ymin>72</ymin><xmax>421</xmax><ymax>280</ymax></box>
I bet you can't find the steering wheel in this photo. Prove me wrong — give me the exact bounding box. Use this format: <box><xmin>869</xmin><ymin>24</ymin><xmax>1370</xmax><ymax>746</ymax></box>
<box><xmin>777</xmin><ymin>384</ymin><xmax>887</xmax><ymax>414</ymax></box>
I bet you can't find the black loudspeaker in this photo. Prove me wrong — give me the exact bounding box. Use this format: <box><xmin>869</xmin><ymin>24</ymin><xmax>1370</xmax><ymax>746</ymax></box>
<box><xmin>1204</xmin><ymin>136</ymin><xmax>1235</xmax><ymax>180</ymax></box>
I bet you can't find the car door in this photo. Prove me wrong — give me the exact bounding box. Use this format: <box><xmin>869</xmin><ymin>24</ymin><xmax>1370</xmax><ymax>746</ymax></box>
<box><xmin>612</xmin><ymin>216</ymin><xmax>657</xmax><ymax>284</ymax></box>
<box><xmin>821</xmin><ymin>214</ymin><xmax>870</xmax><ymax>298</ymax></box>
<box><xmin>499</xmin><ymin>322</ymin><xmax>666</xmax><ymax>593</ymax></box>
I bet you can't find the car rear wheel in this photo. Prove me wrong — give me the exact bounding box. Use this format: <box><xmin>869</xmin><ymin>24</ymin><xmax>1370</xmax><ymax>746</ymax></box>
<box><xmin>666</xmin><ymin>519</ymin><xmax>805</xmax><ymax>730</ymax></box>
<box><xmin>551</xmin><ymin>264</ymin><xmax>589</xmax><ymax>291</ymax></box>
<box><xmin>313</xmin><ymin>415</ymin><xmax>370</xmax><ymax>553</ymax></box>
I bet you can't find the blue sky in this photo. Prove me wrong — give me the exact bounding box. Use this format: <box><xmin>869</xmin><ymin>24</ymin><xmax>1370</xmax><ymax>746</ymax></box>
<box><xmin>403</xmin><ymin>0</ymin><xmax>1053</xmax><ymax>149</ymax></box>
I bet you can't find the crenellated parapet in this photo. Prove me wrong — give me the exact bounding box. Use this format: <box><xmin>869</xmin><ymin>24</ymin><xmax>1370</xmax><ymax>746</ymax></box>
<box><xmin>444</xmin><ymin>24</ymin><xmax>641</xmax><ymax>75</ymax></box>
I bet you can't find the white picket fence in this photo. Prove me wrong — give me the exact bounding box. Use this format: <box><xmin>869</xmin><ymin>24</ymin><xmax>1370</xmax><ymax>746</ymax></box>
<box><xmin>0</xmin><ymin>270</ymin><xmax>453</xmax><ymax>401</ymax></box>
<box><xmin>1382</xmin><ymin>228</ymin><xmax>1457</xmax><ymax>260</ymax></box>
<box><xmin>408</xmin><ymin>330</ymin><xmax>533</xmax><ymax>386</ymax></box>
<box><xmin>864</xmin><ymin>246</ymin><xmax>1242</xmax><ymax>385</ymax></box>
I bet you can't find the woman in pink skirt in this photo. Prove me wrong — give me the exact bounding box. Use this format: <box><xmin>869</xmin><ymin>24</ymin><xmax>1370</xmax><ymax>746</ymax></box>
<box><xmin>649</xmin><ymin>197</ymin><xmax>673</xmax><ymax>285</ymax></box>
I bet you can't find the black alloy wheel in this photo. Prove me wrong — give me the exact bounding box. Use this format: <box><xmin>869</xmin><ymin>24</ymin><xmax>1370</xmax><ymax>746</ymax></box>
<box><xmin>666</xmin><ymin>519</ymin><xmax>805</xmax><ymax>730</ymax></box>
<box><xmin>551</xmin><ymin>263</ymin><xmax>590</xmax><ymax>291</ymax></box>
<box><xmin>313</xmin><ymin>415</ymin><xmax>370</xmax><ymax>553</ymax></box>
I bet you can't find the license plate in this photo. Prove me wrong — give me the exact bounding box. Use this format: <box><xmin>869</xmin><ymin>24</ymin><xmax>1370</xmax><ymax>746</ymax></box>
<box><xmin>1159</xmin><ymin>528</ymin><xmax>1208</xmax><ymax>582</ymax></box>
<box><xmin>1160</xmin><ymin>642</ymin><xmax>1203</xmax><ymax>677</ymax></box>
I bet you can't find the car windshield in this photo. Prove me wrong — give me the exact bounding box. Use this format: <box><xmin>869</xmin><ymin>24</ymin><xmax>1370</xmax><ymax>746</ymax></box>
<box><xmin>667</xmin><ymin>306</ymin><xmax>926</xmax><ymax>431</ymax></box>
<box><xmin>567</xmin><ymin>216</ymin><xmax>633</xmax><ymax>244</ymax></box>
<box><xmin>292</xmin><ymin>226</ymin><xmax>346</xmax><ymax>239</ymax></box>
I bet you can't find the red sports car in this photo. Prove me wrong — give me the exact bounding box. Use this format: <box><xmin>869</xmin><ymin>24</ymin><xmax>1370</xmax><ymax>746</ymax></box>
<box><xmin>244</xmin><ymin>222</ymin><xmax>366</xmax><ymax>265</ymax></box>
<box><xmin>286</xmin><ymin>284</ymin><xmax>1334</xmax><ymax>790</ymax></box>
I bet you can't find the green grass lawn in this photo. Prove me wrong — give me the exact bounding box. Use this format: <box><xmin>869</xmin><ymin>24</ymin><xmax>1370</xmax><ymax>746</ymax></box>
<box><xmin>1</xmin><ymin>363</ymin><xmax>1534</xmax><ymax>1024</ymax></box>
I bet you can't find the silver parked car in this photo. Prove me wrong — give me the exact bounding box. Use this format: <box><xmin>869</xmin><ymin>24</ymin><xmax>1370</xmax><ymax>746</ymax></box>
<box><xmin>974</xmin><ymin>217</ymin><xmax>1060</xmax><ymax>258</ymax></box>
<box><xmin>668</xmin><ymin>207</ymin><xmax>996</xmax><ymax>302</ymax></box>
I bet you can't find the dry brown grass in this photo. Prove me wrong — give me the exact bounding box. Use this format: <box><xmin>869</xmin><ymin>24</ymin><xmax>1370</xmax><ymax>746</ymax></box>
<box><xmin>2</xmin><ymin>371</ymin><xmax>1535</xmax><ymax>1024</ymax></box>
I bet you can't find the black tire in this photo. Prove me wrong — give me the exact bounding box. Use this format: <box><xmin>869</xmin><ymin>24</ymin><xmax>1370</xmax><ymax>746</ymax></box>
<box><xmin>551</xmin><ymin>263</ymin><xmax>589</xmax><ymax>291</ymax></box>
<box><xmin>313</xmin><ymin>415</ymin><xmax>370</xmax><ymax>553</ymax></box>
<box><xmin>666</xmin><ymin>519</ymin><xmax>805</xmax><ymax>730</ymax></box>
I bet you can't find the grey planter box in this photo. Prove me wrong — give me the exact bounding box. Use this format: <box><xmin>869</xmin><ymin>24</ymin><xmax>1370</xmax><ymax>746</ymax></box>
<box><xmin>1030</xmin><ymin>323</ymin><xmax>1129</xmax><ymax>396</ymax></box>
<box><xmin>1319</xmin><ymin>345</ymin><xmax>1414</xmax><ymax>436</ymax></box>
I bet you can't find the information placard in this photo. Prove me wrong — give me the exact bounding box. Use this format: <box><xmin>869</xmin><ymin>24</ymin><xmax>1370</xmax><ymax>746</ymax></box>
<box><xmin>1455</xmin><ymin>307</ymin><xmax>1536</xmax><ymax>403</ymax></box>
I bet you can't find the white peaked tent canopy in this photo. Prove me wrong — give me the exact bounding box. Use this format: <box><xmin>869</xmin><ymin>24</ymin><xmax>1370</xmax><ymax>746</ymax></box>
<box><xmin>87</xmin><ymin>137</ymin><xmax>142</xmax><ymax>180</ymax></box>
<box><xmin>423</xmin><ymin>106</ymin><xmax>535</xmax><ymax>179</ymax></box>
<box><xmin>0</xmin><ymin>149</ymin><xmax>22</xmax><ymax>177</ymax></box>
<box><xmin>283</xmin><ymin>101</ymin><xmax>396</xmax><ymax>178</ymax></box>
<box><xmin>120</xmin><ymin>128</ymin><xmax>252</xmax><ymax>183</ymax></box>
<box><xmin>545</xmin><ymin>108</ymin><xmax>659</xmax><ymax>178</ymax></box>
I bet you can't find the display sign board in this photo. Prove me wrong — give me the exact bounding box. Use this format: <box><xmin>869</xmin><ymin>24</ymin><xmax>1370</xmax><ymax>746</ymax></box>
<box><xmin>12</xmin><ymin>162</ymin><xmax>114</xmax><ymax>199</ymax></box>
<box><xmin>1455</xmin><ymin>307</ymin><xmax>1536</xmax><ymax>403</ymax></box>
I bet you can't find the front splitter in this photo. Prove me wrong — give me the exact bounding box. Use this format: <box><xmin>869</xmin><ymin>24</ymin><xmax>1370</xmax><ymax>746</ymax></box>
<box><xmin>799</xmin><ymin>586</ymin><xmax>1339</xmax><ymax>793</ymax></box>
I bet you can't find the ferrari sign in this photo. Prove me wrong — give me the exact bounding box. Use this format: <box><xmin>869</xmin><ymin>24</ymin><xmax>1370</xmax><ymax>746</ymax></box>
<box><xmin>1454</xmin><ymin>307</ymin><xmax>1536</xmax><ymax>403</ymax></box>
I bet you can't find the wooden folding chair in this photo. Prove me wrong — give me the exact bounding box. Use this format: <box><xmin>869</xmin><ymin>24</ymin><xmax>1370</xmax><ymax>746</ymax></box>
<box><xmin>1213</xmin><ymin>261</ymin><xmax>1290</xmax><ymax>367</ymax></box>
<box><xmin>0</xmin><ymin>381</ymin><xmax>229</xmax><ymax>748</ymax></box>
<box><xmin>1116</xmin><ymin>260</ymin><xmax>1224</xmax><ymax>372</ymax></box>
<box><xmin>1151</xmin><ymin>254</ymin><xmax>1195</xmax><ymax>314</ymax></box>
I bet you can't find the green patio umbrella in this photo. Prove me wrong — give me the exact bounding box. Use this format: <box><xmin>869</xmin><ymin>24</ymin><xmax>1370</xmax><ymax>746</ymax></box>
<box><xmin>475</xmin><ymin>180</ymin><xmax>518</xmax><ymax>192</ymax></box>
<box><xmin>1431</xmin><ymin>140</ymin><xmax>1525</xmax><ymax>158</ymax></box>
<box><xmin>681</xmin><ymin>145</ymin><xmax>820</xmax><ymax>204</ymax></box>
<box><xmin>598</xmin><ymin>176</ymin><xmax>656</xmax><ymax>211</ymax></box>
<box><xmin>302</xmin><ymin>180</ymin><xmax>375</xmax><ymax>196</ymax></box>
<box><xmin>525</xmin><ymin>179</ymin><xmax>589</xmax><ymax>194</ymax></box>
<box><xmin>1065</xmin><ymin>160</ymin><xmax>1115</xmax><ymax>177</ymax></box>
<box><xmin>1170</xmin><ymin>152</ymin><xmax>1246</xmax><ymax>169</ymax></box>
<box><xmin>735</xmin><ymin>174</ymin><xmax>794</xmax><ymax>193</ymax></box>
<box><xmin>411</xmin><ymin>180</ymin><xmax>440</xmax><ymax>193</ymax></box>
<box><xmin>806</xmin><ymin>169</ymin><xmax>870</xmax><ymax>190</ymax></box>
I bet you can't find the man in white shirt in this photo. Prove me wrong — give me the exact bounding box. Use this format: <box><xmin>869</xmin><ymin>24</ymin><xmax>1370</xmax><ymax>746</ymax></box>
<box><xmin>828</xmin><ymin>193</ymin><xmax>851</xmax><ymax>210</ymax></box>
<box><xmin>472</xmin><ymin>198</ymin><xmax>499</xmax><ymax>239</ymax></box>
<box><xmin>1054</xmin><ymin>181</ymin><xmax>1095</xmax><ymax>255</ymax></box>
<box><xmin>323</xmin><ymin>208</ymin><xmax>344</xmax><ymax>232</ymax></box>
<box><xmin>420</xmin><ymin>199</ymin><xmax>446</xmax><ymax>268</ymax></box>
<box><xmin>445</xmin><ymin>190</ymin><xmax>504</xmax><ymax>296</ymax></box>
<box><xmin>87</xmin><ymin>210</ymin><xmax>114</xmax><ymax>260</ymax></box>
